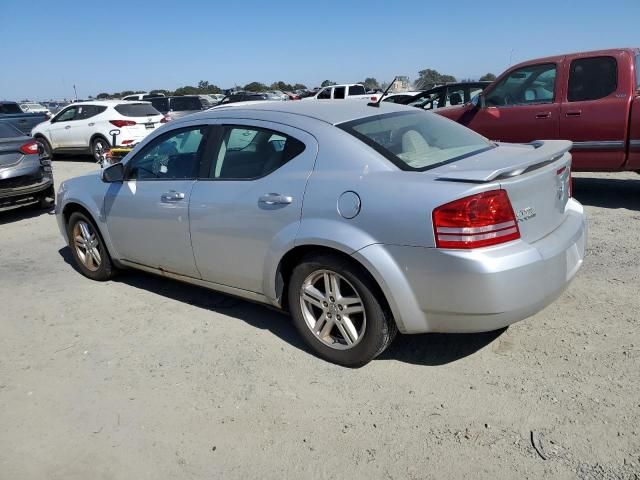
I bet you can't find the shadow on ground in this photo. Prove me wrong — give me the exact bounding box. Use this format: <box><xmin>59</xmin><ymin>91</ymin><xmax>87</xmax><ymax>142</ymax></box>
<box><xmin>0</xmin><ymin>203</ymin><xmax>54</xmax><ymax>225</ymax></box>
<box><xmin>573</xmin><ymin>175</ymin><xmax>640</xmax><ymax>211</ymax></box>
<box><xmin>59</xmin><ymin>246</ymin><xmax>504</xmax><ymax>367</ymax></box>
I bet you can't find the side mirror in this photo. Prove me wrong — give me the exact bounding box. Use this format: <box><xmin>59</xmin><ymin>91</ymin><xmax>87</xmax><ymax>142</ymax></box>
<box><xmin>101</xmin><ymin>162</ymin><xmax>124</xmax><ymax>183</ymax></box>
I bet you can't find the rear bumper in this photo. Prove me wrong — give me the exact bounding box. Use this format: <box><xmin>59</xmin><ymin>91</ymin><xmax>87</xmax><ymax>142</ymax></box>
<box><xmin>353</xmin><ymin>198</ymin><xmax>587</xmax><ymax>334</ymax></box>
<box><xmin>0</xmin><ymin>156</ymin><xmax>53</xmax><ymax>204</ymax></box>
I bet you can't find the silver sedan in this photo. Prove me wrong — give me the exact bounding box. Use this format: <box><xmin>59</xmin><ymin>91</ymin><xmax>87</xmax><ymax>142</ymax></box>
<box><xmin>56</xmin><ymin>101</ymin><xmax>586</xmax><ymax>366</ymax></box>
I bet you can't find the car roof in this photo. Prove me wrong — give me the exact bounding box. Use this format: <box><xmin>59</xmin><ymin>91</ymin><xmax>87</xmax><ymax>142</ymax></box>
<box><xmin>510</xmin><ymin>47</ymin><xmax>639</xmax><ymax>69</ymax></box>
<box><xmin>200</xmin><ymin>99</ymin><xmax>412</xmax><ymax>125</ymax></box>
<box><xmin>66</xmin><ymin>100</ymin><xmax>151</xmax><ymax>106</ymax></box>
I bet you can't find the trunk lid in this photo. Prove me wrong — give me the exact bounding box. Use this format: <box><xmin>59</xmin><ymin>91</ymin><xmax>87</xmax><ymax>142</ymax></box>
<box><xmin>0</xmin><ymin>137</ymin><xmax>31</xmax><ymax>167</ymax></box>
<box><xmin>433</xmin><ymin>140</ymin><xmax>573</xmax><ymax>243</ymax></box>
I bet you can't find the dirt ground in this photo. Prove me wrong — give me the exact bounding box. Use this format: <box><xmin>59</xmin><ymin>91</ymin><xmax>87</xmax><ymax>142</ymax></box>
<box><xmin>0</xmin><ymin>158</ymin><xmax>638</xmax><ymax>480</ymax></box>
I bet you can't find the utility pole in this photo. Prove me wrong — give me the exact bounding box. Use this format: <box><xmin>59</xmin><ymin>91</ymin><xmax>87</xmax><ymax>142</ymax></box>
<box><xmin>73</xmin><ymin>84</ymin><xmax>78</xmax><ymax>102</ymax></box>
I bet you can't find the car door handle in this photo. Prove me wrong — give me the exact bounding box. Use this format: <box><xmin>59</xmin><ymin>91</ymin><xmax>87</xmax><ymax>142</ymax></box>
<box><xmin>565</xmin><ymin>110</ymin><xmax>582</xmax><ymax>117</ymax></box>
<box><xmin>259</xmin><ymin>193</ymin><xmax>293</xmax><ymax>205</ymax></box>
<box><xmin>65</xmin><ymin>125</ymin><xmax>71</xmax><ymax>129</ymax></box>
<box><xmin>535</xmin><ymin>112</ymin><xmax>552</xmax><ymax>119</ymax></box>
<box><xmin>161</xmin><ymin>191</ymin><xmax>185</xmax><ymax>202</ymax></box>
<box><xmin>88</xmin><ymin>122</ymin><xmax>95</xmax><ymax>126</ymax></box>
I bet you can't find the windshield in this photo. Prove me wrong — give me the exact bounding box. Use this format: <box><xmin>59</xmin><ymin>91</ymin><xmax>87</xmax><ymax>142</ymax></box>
<box><xmin>338</xmin><ymin>111</ymin><xmax>494</xmax><ymax>171</ymax></box>
<box><xmin>115</xmin><ymin>103</ymin><xmax>161</xmax><ymax>117</ymax></box>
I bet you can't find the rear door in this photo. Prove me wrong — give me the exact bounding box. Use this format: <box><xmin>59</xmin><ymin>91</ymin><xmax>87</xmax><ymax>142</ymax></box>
<box><xmin>463</xmin><ymin>62</ymin><xmax>561</xmax><ymax>143</ymax></box>
<box><xmin>189</xmin><ymin>121</ymin><xmax>318</xmax><ymax>293</ymax></box>
<box><xmin>105</xmin><ymin>124</ymin><xmax>212</xmax><ymax>276</ymax></box>
<box><xmin>72</xmin><ymin>105</ymin><xmax>107</xmax><ymax>148</ymax></box>
<box><xmin>560</xmin><ymin>52</ymin><xmax>632</xmax><ymax>170</ymax></box>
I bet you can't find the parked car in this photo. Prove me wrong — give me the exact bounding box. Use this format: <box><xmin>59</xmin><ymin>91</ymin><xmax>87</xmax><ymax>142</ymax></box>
<box><xmin>145</xmin><ymin>96</ymin><xmax>204</xmax><ymax>121</ymax></box>
<box><xmin>399</xmin><ymin>82</ymin><xmax>490</xmax><ymax>110</ymax></box>
<box><xmin>0</xmin><ymin>122</ymin><xmax>54</xmax><ymax>210</ymax></box>
<box><xmin>122</xmin><ymin>93</ymin><xmax>165</xmax><ymax>101</ymax></box>
<box><xmin>218</xmin><ymin>92</ymin><xmax>272</xmax><ymax>104</ymax></box>
<box><xmin>437</xmin><ymin>48</ymin><xmax>640</xmax><ymax>172</ymax></box>
<box><xmin>20</xmin><ymin>102</ymin><xmax>52</xmax><ymax>115</ymax></box>
<box><xmin>32</xmin><ymin>100</ymin><xmax>165</xmax><ymax>162</ymax></box>
<box><xmin>198</xmin><ymin>94</ymin><xmax>225</xmax><ymax>107</ymax></box>
<box><xmin>0</xmin><ymin>101</ymin><xmax>49</xmax><ymax>135</ymax></box>
<box><xmin>382</xmin><ymin>91</ymin><xmax>424</xmax><ymax>104</ymax></box>
<box><xmin>307</xmin><ymin>84</ymin><xmax>380</xmax><ymax>102</ymax></box>
<box><xmin>56</xmin><ymin>101</ymin><xmax>586</xmax><ymax>366</ymax></box>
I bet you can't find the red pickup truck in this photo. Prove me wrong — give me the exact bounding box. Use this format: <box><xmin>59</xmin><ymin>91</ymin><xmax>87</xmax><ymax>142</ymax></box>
<box><xmin>437</xmin><ymin>48</ymin><xmax>640</xmax><ymax>172</ymax></box>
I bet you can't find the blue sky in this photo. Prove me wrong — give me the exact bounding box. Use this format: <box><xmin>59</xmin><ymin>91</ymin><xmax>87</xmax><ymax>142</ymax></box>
<box><xmin>1</xmin><ymin>0</ymin><xmax>639</xmax><ymax>100</ymax></box>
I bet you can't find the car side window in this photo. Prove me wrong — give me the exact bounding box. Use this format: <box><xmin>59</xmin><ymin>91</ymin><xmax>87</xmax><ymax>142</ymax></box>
<box><xmin>76</xmin><ymin>105</ymin><xmax>106</xmax><ymax>120</ymax></box>
<box><xmin>334</xmin><ymin>86</ymin><xmax>346</xmax><ymax>99</ymax></box>
<box><xmin>486</xmin><ymin>63</ymin><xmax>556</xmax><ymax>106</ymax></box>
<box><xmin>445</xmin><ymin>87</ymin><xmax>465</xmax><ymax>106</ymax></box>
<box><xmin>208</xmin><ymin>125</ymin><xmax>305</xmax><ymax>180</ymax></box>
<box><xmin>317</xmin><ymin>88</ymin><xmax>331</xmax><ymax>99</ymax></box>
<box><xmin>568</xmin><ymin>56</ymin><xmax>617</xmax><ymax>102</ymax></box>
<box><xmin>55</xmin><ymin>107</ymin><xmax>78</xmax><ymax>122</ymax></box>
<box><xmin>126</xmin><ymin>126</ymin><xmax>209</xmax><ymax>181</ymax></box>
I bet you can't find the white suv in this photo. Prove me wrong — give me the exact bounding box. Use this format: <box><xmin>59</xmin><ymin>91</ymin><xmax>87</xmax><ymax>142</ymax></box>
<box><xmin>32</xmin><ymin>100</ymin><xmax>165</xmax><ymax>161</ymax></box>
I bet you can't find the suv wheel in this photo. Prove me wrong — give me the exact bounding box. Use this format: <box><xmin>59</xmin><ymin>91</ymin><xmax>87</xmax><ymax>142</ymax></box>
<box><xmin>288</xmin><ymin>253</ymin><xmax>397</xmax><ymax>367</ymax></box>
<box><xmin>91</xmin><ymin>137</ymin><xmax>110</xmax><ymax>163</ymax></box>
<box><xmin>66</xmin><ymin>212</ymin><xmax>115</xmax><ymax>281</ymax></box>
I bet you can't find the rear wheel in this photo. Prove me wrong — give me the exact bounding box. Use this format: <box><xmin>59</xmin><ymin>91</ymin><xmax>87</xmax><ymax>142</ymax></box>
<box><xmin>66</xmin><ymin>212</ymin><xmax>115</xmax><ymax>281</ymax></box>
<box><xmin>35</xmin><ymin>136</ymin><xmax>54</xmax><ymax>160</ymax></box>
<box><xmin>91</xmin><ymin>137</ymin><xmax>110</xmax><ymax>163</ymax></box>
<box><xmin>288</xmin><ymin>253</ymin><xmax>397</xmax><ymax>367</ymax></box>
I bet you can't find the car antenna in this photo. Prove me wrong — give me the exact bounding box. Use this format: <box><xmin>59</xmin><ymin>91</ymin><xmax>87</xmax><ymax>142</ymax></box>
<box><xmin>368</xmin><ymin>76</ymin><xmax>397</xmax><ymax>107</ymax></box>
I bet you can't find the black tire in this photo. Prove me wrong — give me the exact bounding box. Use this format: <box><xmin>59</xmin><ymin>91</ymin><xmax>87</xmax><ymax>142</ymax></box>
<box><xmin>288</xmin><ymin>253</ymin><xmax>397</xmax><ymax>367</ymax></box>
<box><xmin>35</xmin><ymin>136</ymin><xmax>54</xmax><ymax>160</ymax></box>
<box><xmin>66</xmin><ymin>211</ymin><xmax>116</xmax><ymax>281</ymax></box>
<box><xmin>91</xmin><ymin>136</ymin><xmax>110</xmax><ymax>163</ymax></box>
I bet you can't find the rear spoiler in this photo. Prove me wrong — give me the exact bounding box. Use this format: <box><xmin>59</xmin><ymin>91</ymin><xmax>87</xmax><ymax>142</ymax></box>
<box><xmin>435</xmin><ymin>140</ymin><xmax>572</xmax><ymax>183</ymax></box>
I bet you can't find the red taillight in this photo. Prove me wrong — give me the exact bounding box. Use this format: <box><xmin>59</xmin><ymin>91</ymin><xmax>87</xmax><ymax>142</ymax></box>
<box><xmin>160</xmin><ymin>115</ymin><xmax>170</xmax><ymax>123</ymax></box>
<box><xmin>19</xmin><ymin>141</ymin><xmax>39</xmax><ymax>155</ymax></box>
<box><xmin>370</xmin><ymin>96</ymin><xmax>377</xmax><ymax>101</ymax></box>
<box><xmin>432</xmin><ymin>189</ymin><xmax>521</xmax><ymax>249</ymax></box>
<box><xmin>121</xmin><ymin>140</ymin><xmax>134</xmax><ymax>145</ymax></box>
<box><xmin>109</xmin><ymin>120</ymin><xmax>136</xmax><ymax>128</ymax></box>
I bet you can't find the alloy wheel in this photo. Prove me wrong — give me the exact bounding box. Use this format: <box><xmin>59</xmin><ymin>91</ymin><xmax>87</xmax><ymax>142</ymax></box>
<box><xmin>299</xmin><ymin>270</ymin><xmax>366</xmax><ymax>350</ymax></box>
<box><xmin>72</xmin><ymin>221</ymin><xmax>102</xmax><ymax>272</ymax></box>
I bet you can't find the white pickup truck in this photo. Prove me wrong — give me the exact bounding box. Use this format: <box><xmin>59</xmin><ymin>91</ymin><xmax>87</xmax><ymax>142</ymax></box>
<box><xmin>307</xmin><ymin>84</ymin><xmax>380</xmax><ymax>101</ymax></box>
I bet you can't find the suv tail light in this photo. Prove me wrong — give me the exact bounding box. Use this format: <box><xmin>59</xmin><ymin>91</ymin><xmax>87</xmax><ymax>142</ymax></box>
<box><xmin>432</xmin><ymin>189</ymin><xmax>520</xmax><ymax>249</ymax></box>
<box><xmin>109</xmin><ymin>120</ymin><xmax>136</xmax><ymax>128</ymax></box>
<box><xmin>19</xmin><ymin>141</ymin><xmax>39</xmax><ymax>155</ymax></box>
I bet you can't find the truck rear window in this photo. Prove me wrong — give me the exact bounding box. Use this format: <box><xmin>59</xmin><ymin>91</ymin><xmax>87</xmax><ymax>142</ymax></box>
<box><xmin>348</xmin><ymin>85</ymin><xmax>366</xmax><ymax>96</ymax></box>
<box><xmin>115</xmin><ymin>103</ymin><xmax>161</xmax><ymax>117</ymax></box>
<box><xmin>0</xmin><ymin>103</ymin><xmax>23</xmax><ymax>114</ymax></box>
<box><xmin>338</xmin><ymin>111</ymin><xmax>494</xmax><ymax>171</ymax></box>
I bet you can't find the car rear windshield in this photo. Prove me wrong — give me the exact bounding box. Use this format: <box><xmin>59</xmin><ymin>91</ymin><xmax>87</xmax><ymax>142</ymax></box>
<box><xmin>0</xmin><ymin>122</ymin><xmax>23</xmax><ymax>138</ymax></box>
<box><xmin>0</xmin><ymin>103</ymin><xmax>23</xmax><ymax>114</ymax></box>
<box><xmin>115</xmin><ymin>103</ymin><xmax>161</xmax><ymax>117</ymax></box>
<box><xmin>338</xmin><ymin>111</ymin><xmax>494</xmax><ymax>171</ymax></box>
<box><xmin>170</xmin><ymin>97</ymin><xmax>202</xmax><ymax>111</ymax></box>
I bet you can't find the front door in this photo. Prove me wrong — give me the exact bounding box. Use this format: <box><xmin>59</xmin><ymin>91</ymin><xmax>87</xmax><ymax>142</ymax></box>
<box><xmin>462</xmin><ymin>62</ymin><xmax>561</xmax><ymax>143</ymax></box>
<box><xmin>560</xmin><ymin>53</ymin><xmax>630</xmax><ymax>170</ymax></box>
<box><xmin>189</xmin><ymin>121</ymin><xmax>318</xmax><ymax>294</ymax></box>
<box><xmin>49</xmin><ymin>106</ymin><xmax>79</xmax><ymax>149</ymax></box>
<box><xmin>105</xmin><ymin>124</ymin><xmax>212</xmax><ymax>277</ymax></box>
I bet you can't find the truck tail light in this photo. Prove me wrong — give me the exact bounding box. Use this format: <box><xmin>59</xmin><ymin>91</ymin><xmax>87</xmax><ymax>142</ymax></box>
<box><xmin>109</xmin><ymin>120</ymin><xmax>136</xmax><ymax>128</ymax></box>
<box><xmin>432</xmin><ymin>190</ymin><xmax>520</xmax><ymax>249</ymax></box>
<box><xmin>19</xmin><ymin>141</ymin><xmax>40</xmax><ymax>155</ymax></box>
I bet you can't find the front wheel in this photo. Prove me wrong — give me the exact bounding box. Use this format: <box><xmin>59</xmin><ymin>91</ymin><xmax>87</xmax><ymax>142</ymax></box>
<box><xmin>288</xmin><ymin>253</ymin><xmax>397</xmax><ymax>367</ymax></box>
<box><xmin>66</xmin><ymin>212</ymin><xmax>116</xmax><ymax>281</ymax></box>
<box><xmin>91</xmin><ymin>137</ymin><xmax>110</xmax><ymax>163</ymax></box>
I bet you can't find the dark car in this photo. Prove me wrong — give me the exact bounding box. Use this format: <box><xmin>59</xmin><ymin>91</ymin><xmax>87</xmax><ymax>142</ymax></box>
<box><xmin>0</xmin><ymin>101</ymin><xmax>49</xmax><ymax>135</ymax></box>
<box><xmin>0</xmin><ymin>122</ymin><xmax>53</xmax><ymax>210</ymax></box>
<box><xmin>145</xmin><ymin>95</ymin><xmax>204</xmax><ymax>121</ymax></box>
<box><xmin>218</xmin><ymin>92</ymin><xmax>270</xmax><ymax>105</ymax></box>
<box><xmin>400</xmin><ymin>82</ymin><xmax>491</xmax><ymax>110</ymax></box>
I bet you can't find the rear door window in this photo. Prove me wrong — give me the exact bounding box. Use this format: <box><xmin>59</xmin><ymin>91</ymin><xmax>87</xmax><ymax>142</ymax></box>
<box><xmin>348</xmin><ymin>85</ymin><xmax>366</xmax><ymax>96</ymax></box>
<box><xmin>115</xmin><ymin>103</ymin><xmax>161</xmax><ymax>117</ymax></box>
<box><xmin>486</xmin><ymin>63</ymin><xmax>557</xmax><ymax>106</ymax></box>
<box><xmin>333</xmin><ymin>86</ymin><xmax>346</xmax><ymax>99</ymax></box>
<box><xmin>148</xmin><ymin>98</ymin><xmax>169</xmax><ymax>113</ymax></box>
<box><xmin>568</xmin><ymin>56</ymin><xmax>618</xmax><ymax>102</ymax></box>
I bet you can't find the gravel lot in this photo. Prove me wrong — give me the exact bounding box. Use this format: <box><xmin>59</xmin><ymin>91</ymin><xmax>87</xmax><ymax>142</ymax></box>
<box><xmin>1</xmin><ymin>158</ymin><xmax>638</xmax><ymax>479</ymax></box>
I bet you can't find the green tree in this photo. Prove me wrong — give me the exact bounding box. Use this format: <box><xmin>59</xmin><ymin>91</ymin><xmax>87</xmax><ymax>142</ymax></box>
<box><xmin>362</xmin><ymin>77</ymin><xmax>380</xmax><ymax>90</ymax></box>
<box><xmin>321</xmin><ymin>80</ymin><xmax>336</xmax><ymax>88</ymax></box>
<box><xmin>120</xmin><ymin>90</ymin><xmax>135</xmax><ymax>97</ymax></box>
<box><xmin>244</xmin><ymin>82</ymin><xmax>268</xmax><ymax>92</ymax></box>
<box><xmin>415</xmin><ymin>69</ymin><xmax>457</xmax><ymax>89</ymax></box>
<box><xmin>293</xmin><ymin>83</ymin><xmax>307</xmax><ymax>90</ymax></box>
<box><xmin>149</xmin><ymin>89</ymin><xmax>170</xmax><ymax>96</ymax></box>
<box><xmin>173</xmin><ymin>85</ymin><xmax>199</xmax><ymax>96</ymax></box>
<box><xmin>270</xmin><ymin>81</ymin><xmax>294</xmax><ymax>91</ymax></box>
<box><xmin>479</xmin><ymin>72</ymin><xmax>497</xmax><ymax>82</ymax></box>
<box><xmin>96</xmin><ymin>93</ymin><xmax>110</xmax><ymax>99</ymax></box>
